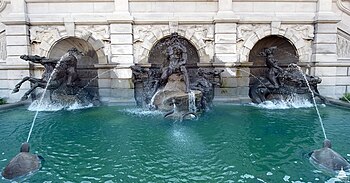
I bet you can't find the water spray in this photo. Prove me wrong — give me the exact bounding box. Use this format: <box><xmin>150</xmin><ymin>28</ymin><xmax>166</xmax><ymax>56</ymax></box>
<box><xmin>292</xmin><ymin>64</ymin><xmax>327</xmax><ymax>140</ymax></box>
<box><xmin>337</xmin><ymin>167</ymin><xmax>349</xmax><ymax>181</ymax></box>
<box><xmin>26</xmin><ymin>57</ymin><xmax>65</xmax><ymax>143</ymax></box>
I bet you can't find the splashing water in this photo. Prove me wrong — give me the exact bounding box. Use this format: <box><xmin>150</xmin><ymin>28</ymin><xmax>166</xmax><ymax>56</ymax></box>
<box><xmin>123</xmin><ymin>108</ymin><xmax>163</xmax><ymax>117</ymax></box>
<box><xmin>67</xmin><ymin>102</ymin><xmax>93</xmax><ymax>111</ymax></box>
<box><xmin>188</xmin><ymin>90</ymin><xmax>197</xmax><ymax>113</ymax></box>
<box><xmin>28</xmin><ymin>99</ymin><xmax>66</xmax><ymax>111</ymax></box>
<box><xmin>293</xmin><ymin>64</ymin><xmax>327</xmax><ymax>140</ymax></box>
<box><xmin>253</xmin><ymin>94</ymin><xmax>313</xmax><ymax>109</ymax></box>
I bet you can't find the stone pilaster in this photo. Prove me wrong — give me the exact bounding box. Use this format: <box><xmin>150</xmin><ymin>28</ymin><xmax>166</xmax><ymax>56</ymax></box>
<box><xmin>3</xmin><ymin>0</ymin><xmax>30</xmax><ymax>65</ymax></box>
<box><xmin>213</xmin><ymin>1</ymin><xmax>248</xmax><ymax>101</ymax></box>
<box><xmin>102</xmin><ymin>0</ymin><xmax>135</xmax><ymax>103</ymax></box>
<box><xmin>214</xmin><ymin>0</ymin><xmax>239</xmax><ymax>64</ymax></box>
<box><xmin>312</xmin><ymin>0</ymin><xmax>341</xmax><ymax>98</ymax></box>
<box><xmin>214</xmin><ymin>23</ymin><xmax>237</xmax><ymax>64</ymax></box>
<box><xmin>0</xmin><ymin>0</ymin><xmax>31</xmax><ymax>102</ymax></box>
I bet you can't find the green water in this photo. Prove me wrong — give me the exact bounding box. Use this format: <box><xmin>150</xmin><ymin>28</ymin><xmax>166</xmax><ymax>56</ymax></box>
<box><xmin>0</xmin><ymin>104</ymin><xmax>350</xmax><ymax>182</ymax></box>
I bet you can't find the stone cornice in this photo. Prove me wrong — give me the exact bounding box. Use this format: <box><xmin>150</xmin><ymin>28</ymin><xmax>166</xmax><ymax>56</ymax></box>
<box><xmin>1</xmin><ymin>15</ymin><xmax>30</xmax><ymax>25</ymax></box>
<box><xmin>0</xmin><ymin>65</ymin><xmax>29</xmax><ymax>70</ymax></box>
<box><xmin>26</xmin><ymin>0</ymin><xmax>112</xmax><ymax>2</ymax></box>
<box><xmin>314</xmin><ymin>12</ymin><xmax>341</xmax><ymax>23</ymax></box>
<box><xmin>132</xmin><ymin>13</ymin><xmax>215</xmax><ymax>24</ymax></box>
<box><xmin>214</xmin><ymin>11</ymin><xmax>240</xmax><ymax>23</ymax></box>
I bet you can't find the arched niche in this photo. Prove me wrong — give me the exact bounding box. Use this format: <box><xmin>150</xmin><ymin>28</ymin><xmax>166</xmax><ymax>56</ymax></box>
<box><xmin>248</xmin><ymin>35</ymin><xmax>298</xmax><ymax>84</ymax></box>
<box><xmin>148</xmin><ymin>34</ymin><xmax>200</xmax><ymax>81</ymax></box>
<box><xmin>48</xmin><ymin>37</ymin><xmax>99</xmax><ymax>96</ymax></box>
<box><xmin>148</xmin><ymin>35</ymin><xmax>199</xmax><ymax>67</ymax></box>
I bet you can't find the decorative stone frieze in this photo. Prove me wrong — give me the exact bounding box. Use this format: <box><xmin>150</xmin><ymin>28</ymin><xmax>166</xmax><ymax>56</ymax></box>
<box><xmin>337</xmin><ymin>31</ymin><xmax>350</xmax><ymax>58</ymax></box>
<box><xmin>29</xmin><ymin>26</ymin><xmax>65</xmax><ymax>55</ymax></box>
<box><xmin>75</xmin><ymin>25</ymin><xmax>110</xmax><ymax>42</ymax></box>
<box><xmin>237</xmin><ymin>23</ymin><xmax>314</xmax><ymax>63</ymax></box>
<box><xmin>29</xmin><ymin>25</ymin><xmax>108</xmax><ymax>64</ymax></box>
<box><xmin>0</xmin><ymin>31</ymin><xmax>6</xmax><ymax>61</ymax></box>
<box><xmin>133</xmin><ymin>24</ymin><xmax>214</xmax><ymax>64</ymax></box>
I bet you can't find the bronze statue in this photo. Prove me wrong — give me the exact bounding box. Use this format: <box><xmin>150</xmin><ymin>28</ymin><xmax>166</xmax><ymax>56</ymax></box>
<box><xmin>12</xmin><ymin>48</ymin><xmax>82</xmax><ymax>101</ymax></box>
<box><xmin>160</xmin><ymin>33</ymin><xmax>190</xmax><ymax>93</ymax></box>
<box><xmin>131</xmin><ymin>33</ymin><xmax>223</xmax><ymax>116</ymax></box>
<box><xmin>309</xmin><ymin>139</ymin><xmax>350</xmax><ymax>173</ymax></box>
<box><xmin>249</xmin><ymin>46</ymin><xmax>324</xmax><ymax>104</ymax></box>
<box><xmin>259</xmin><ymin>46</ymin><xmax>283</xmax><ymax>89</ymax></box>
<box><xmin>12</xmin><ymin>55</ymin><xmax>63</xmax><ymax>101</ymax></box>
<box><xmin>2</xmin><ymin>143</ymin><xmax>43</xmax><ymax>180</ymax></box>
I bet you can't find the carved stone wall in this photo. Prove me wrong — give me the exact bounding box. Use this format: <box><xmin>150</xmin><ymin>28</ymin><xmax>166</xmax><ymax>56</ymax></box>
<box><xmin>133</xmin><ymin>23</ymin><xmax>214</xmax><ymax>64</ymax></box>
<box><xmin>29</xmin><ymin>25</ymin><xmax>108</xmax><ymax>64</ymax></box>
<box><xmin>338</xmin><ymin>30</ymin><xmax>350</xmax><ymax>58</ymax></box>
<box><xmin>0</xmin><ymin>30</ymin><xmax>6</xmax><ymax>61</ymax></box>
<box><xmin>237</xmin><ymin>23</ymin><xmax>314</xmax><ymax>63</ymax></box>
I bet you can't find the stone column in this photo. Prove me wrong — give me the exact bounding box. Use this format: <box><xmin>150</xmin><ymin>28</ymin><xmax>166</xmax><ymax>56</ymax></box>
<box><xmin>1</xmin><ymin>0</ymin><xmax>31</xmax><ymax>102</ymax></box>
<box><xmin>103</xmin><ymin>0</ymin><xmax>135</xmax><ymax>103</ymax></box>
<box><xmin>313</xmin><ymin>0</ymin><xmax>340</xmax><ymax>98</ymax></box>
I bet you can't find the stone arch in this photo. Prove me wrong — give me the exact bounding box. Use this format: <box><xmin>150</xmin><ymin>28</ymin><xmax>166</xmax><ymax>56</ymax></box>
<box><xmin>135</xmin><ymin>26</ymin><xmax>210</xmax><ymax>64</ymax></box>
<box><xmin>148</xmin><ymin>34</ymin><xmax>200</xmax><ymax>67</ymax></box>
<box><xmin>48</xmin><ymin>37</ymin><xmax>101</xmax><ymax>96</ymax></box>
<box><xmin>239</xmin><ymin>24</ymin><xmax>311</xmax><ymax>63</ymax></box>
<box><xmin>146</xmin><ymin>34</ymin><xmax>200</xmax><ymax>83</ymax></box>
<box><xmin>248</xmin><ymin>35</ymin><xmax>298</xmax><ymax>84</ymax></box>
<box><xmin>36</xmin><ymin>29</ymin><xmax>107</xmax><ymax>64</ymax></box>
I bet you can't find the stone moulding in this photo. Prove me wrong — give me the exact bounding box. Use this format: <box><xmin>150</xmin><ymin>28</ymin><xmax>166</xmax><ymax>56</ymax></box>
<box><xmin>0</xmin><ymin>0</ymin><xmax>9</xmax><ymax>13</ymax></box>
<box><xmin>337</xmin><ymin>0</ymin><xmax>350</xmax><ymax>16</ymax></box>
<box><xmin>133</xmin><ymin>24</ymin><xmax>214</xmax><ymax>64</ymax></box>
<box><xmin>237</xmin><ymin>23</ymin><xmax>314</xmax><ymax>63</ymax></box>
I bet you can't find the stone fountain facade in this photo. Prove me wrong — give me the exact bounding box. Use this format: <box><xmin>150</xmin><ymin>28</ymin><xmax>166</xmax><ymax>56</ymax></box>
<box><xmin>0</xmin><ymin>0</ymin><xmax>349</xmax><ymax>104</ymax></box>
<box><xmin>132</xmin><ymin>33</ymin><xmax>222</xmax><ymax>116</ymax></box>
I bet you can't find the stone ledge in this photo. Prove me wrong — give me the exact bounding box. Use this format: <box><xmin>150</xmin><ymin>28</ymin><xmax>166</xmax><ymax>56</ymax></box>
<box><xmin>326</xmin><ymin>97</ymin><xmax>350</xmax><ymax>109</ymax></box>
<box><xmin>0</xmin><ymin>100</ymin><xmax>30</xmax><ymax>110</ymax></box>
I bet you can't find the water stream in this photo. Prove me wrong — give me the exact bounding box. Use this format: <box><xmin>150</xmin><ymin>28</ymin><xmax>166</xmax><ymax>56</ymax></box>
<box><xmin>26</xmin><ymin>57</ymin><xmax>65</xmax><ymax>142</ymax></box>
<box><xmin>188</xmin><ymin>90</ymin><xmax>197</xmax><ymax>113</ymax></box>
<box><xmin>293</xmin><ymin>64</ymin><xmax>327</xmax><ymax>140</ymax></box>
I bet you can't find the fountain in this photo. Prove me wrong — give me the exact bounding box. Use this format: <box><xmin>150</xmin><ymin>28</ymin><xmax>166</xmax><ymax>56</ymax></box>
<box><xmin>1</xmin><ymin>35</ymin><xmax>349</xmax><ymax>183</ymax></box>
<box><xmin>131</xmin><ymin>33</ymin><xmax>223</xmax><ymax>119</ymax></box>
<box><xmin>12</xmin><ymin>48</ymin><xmax>100</xmax><ymax>107</ymax></box>
<box><xmin>248</xmin><ymin>46</ymin><xmax>325</xmax><ymax>104</ymax></box>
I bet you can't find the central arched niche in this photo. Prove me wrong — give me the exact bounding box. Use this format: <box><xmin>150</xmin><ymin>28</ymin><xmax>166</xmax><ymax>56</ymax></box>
<box><xmin>248</xmin><ymin>35</ymin><xmax>298</xmax><ymax>85</ymax></box>
<box><xmin>148</xmin><ymin>35</ymin><xmax>200</xmax><ymax>81</ymax></box>
<box><xmin>48</xmin><ymin>37</ymin><xmax>99</xmax><ymax>96</ymax></box>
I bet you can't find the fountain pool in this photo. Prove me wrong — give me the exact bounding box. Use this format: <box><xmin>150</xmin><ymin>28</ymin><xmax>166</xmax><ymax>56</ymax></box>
<box><xmin>1</xmin><ymin>104</ymin><xmax>349</xmax><ymax>182</ymax></box>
